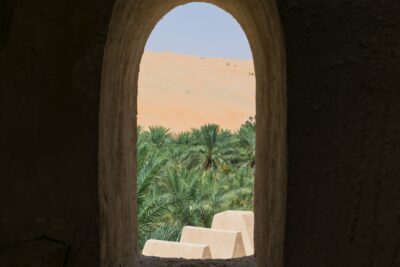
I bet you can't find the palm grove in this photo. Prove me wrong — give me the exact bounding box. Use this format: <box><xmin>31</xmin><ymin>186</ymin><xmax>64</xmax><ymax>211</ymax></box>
<box><xmin>137</xmin><ymin>118</ymin><xmax>255</xmax><ymax>249</ymax></box>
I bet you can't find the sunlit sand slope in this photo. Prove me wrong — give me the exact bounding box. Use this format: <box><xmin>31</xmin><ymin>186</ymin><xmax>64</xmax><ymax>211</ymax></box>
<box><xmin>138</xmin><ymin>51</ymin><xmax>255</xmax><ymax>132</ymax></box>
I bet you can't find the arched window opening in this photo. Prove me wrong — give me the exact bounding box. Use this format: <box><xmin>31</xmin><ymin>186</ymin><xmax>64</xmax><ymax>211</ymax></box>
<box><xmin>99</xmin><ymin>0</ymin><xmax>286</xmax><ymax>266</ymax></box>
<box><xmin>137</xmin><ymin>3</ymin><xmax>256</xmax><ymax>259</ymax></box>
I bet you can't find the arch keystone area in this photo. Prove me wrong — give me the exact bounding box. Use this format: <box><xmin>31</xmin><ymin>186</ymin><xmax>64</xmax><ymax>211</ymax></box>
<box><xmin>100</xmin><ymin>0</ymin><xmax>286</xmax><ymax>266</ymax></box>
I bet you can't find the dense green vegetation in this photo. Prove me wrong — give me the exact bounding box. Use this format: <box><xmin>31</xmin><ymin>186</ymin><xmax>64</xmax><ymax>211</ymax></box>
<box><xmin>137</xmin><ymin>119</ymin><xmax>255</xmax><ymax>249</ymax></box>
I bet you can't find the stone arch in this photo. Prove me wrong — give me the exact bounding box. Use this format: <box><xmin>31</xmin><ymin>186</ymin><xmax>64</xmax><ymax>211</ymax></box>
<box><xmin>99</xmin><ymin>1</ymin><xmax>286</xmax><ymax>266</ymax></box>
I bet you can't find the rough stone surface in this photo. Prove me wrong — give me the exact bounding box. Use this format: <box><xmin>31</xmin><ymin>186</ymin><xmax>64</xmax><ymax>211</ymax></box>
<box><xmin>0</xmin><ymin>0</ymin><xmax>399</xmax><ymax>267</ymax></box>
<box><xmin>280</xmin><ymin>1</ymin><xmax>400</xmax><ymax>266</ymax></box>
<box><xmin>0</xmin><ymin>237</ymin><xmax>69</xmax><ymax>267</ymax></box>
<box><xmin>139</xmin><ymin>256</ymin><xmax>255</xmax><ymax>267</ymax></box>
<box><xmin>0</xmin><ymin>0</ymin><xmax>112</xmax><ymax>266</ymax></box>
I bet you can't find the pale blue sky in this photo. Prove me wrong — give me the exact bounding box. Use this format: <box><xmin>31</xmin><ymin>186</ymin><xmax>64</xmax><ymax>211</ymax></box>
<box><xmin>145</xmin><ymin>3</ymin><xmax>252</xmax><ymax>60</ymax></box>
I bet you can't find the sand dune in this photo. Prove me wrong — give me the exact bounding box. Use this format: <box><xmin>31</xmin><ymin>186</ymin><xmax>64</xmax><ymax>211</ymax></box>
<box><xmin>138</xmin><ymin>51</ymin><xmax>255</xmax><ymax>133</ymax></box>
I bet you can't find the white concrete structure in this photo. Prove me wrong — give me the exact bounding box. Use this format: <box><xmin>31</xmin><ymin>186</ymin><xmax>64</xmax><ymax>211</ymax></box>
<box><xmin>212</xmin><ymin>210</ymin><xmax>254</xmax><ymax>255</ymax></box>
<box><xmin>180</xmin><ymin>226</ymin><xmax>246</xmax><ymax>259</ymax></box>
<box><xmin>142</xmin><ymin>239</ymin><xmax>212</xmax><ymax>259</ymax></box>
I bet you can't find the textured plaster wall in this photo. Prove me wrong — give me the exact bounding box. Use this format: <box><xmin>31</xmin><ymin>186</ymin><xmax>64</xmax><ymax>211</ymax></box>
<box><xmin>281</xmin><ymin>1</ymin><xmax>400</xmax><ymax>266</ymax></box>
<box><xmin>0</xmin><ymin>0</ymin><xmax>113</xmax><ymax>265</ymax></box>
<box><xmin>0</xmin><ymin>0</ymin><xmax>399</xmax><ymax>266</ymax></box>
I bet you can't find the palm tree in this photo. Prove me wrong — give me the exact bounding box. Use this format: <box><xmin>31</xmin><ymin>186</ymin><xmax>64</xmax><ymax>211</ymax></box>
<box><xmin>159</xmin><ymin>168</ymin><xmax>200</xmax><ymax>226</ymax></box>
<box><xmin>190</xmin><ymin>170</ymin><xmax>228</xmax><ymax>226</ymax></box>
<box><xmin>137</xmin><ymin>139</ymin><xmax>173</xmax><ymax>249</ymax></box>
<box><xmin>186</xmin><ymin>124</ymin><xmax>236</xmax><ymax>171</ymax></box>
<box><xmin>148</xmin><ymin>126</ymin><xmax>172</xmax><ymax>148</ymax></box>
<box><xmin>221</xmin><ymin>167</ymin><xmax>254</xmax><ymax>210</ymax></box>
<box><xmin>236</xmin><ymin>122</ymin><xmax>256</xmax><ymax>168</ymax></box>
<box><xmin>146</xmin><ymin>224</ymin><xmax>182</xmax><ymax>244</ymax></box>
<box><xmin>174</xmin><ymin>131</ymin><xmax>193</xmax><ymax>146</ymax></box>
<box><xmin>136</xmin><ymin>121</ymin><xmax>256</xmax><ymax>249</ymax></box>
<box><xmin>165</xmin><ymin>131</ymin><xmax>193</xmax><ymax>169</ymax></box>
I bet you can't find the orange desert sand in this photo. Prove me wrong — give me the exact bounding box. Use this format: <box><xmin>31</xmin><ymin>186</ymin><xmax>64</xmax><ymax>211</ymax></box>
<box><xmin>138</xmin><ymin>51</ymin><xmax>255</xmax><ymax>133</ymax></box>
